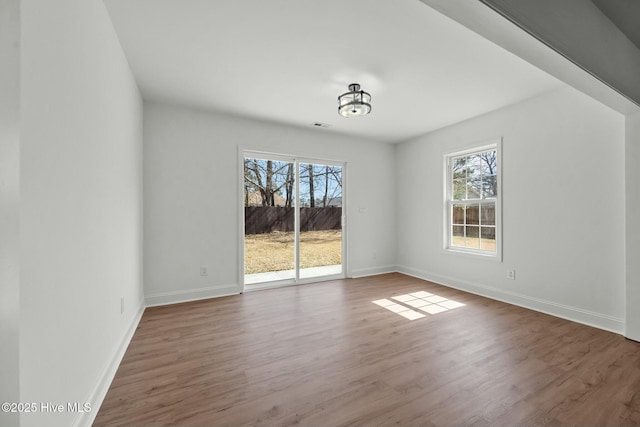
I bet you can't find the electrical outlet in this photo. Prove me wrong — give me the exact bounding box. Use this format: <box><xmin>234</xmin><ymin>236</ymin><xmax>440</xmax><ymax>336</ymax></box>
<box><xmin>507</xmin><ymin>269</ymin><xmax>516</xmax><ymax>280</ymax></box>
<box><xmin>200</xmin><ymin>266</ymin><xmax>208</xmax><ymax>276</ymax></box>
<box><xmin>120</xmin><ymin>297</ymin><xmax>124</xmax><ymax>314</ymax></box>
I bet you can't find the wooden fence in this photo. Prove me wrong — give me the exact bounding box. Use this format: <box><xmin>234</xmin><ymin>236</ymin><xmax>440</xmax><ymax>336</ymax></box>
<box><xmin>452</xmin><ymin>204</ymin><xmax>495</xmax><ymax>225</ymax></box>
<box><xmin>245</xmin><ymin>206</ymin><xmax>342</xmax><ymax>234</ymax></box>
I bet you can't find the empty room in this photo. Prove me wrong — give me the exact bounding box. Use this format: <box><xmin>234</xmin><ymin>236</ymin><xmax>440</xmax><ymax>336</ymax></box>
<box><xmin>3</xmin><ymin>0</ymin><xmax>640</xmax><ymax>426</ymax></box>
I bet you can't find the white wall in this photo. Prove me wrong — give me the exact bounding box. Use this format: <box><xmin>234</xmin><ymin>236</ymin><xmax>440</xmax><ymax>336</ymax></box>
<box><xmin>0</xmin><ymin>1</ymin><xmax>20</xmax><ymax>426</ymax></box>
<box><xmin>20</xmin><ymin>0</ymin><xmax>143</xmax><ymax>426</ymax></box>
<box><xmin>396</xmin><ymin>87</ymin><xmax>626</xmax><ymax>332</ymax></box>
<box><xmin>626</xmin><ymin>111</ymin><xmax>640</xmax><ymax>340</ymax></box>
<box><xmin>144</xmin><ymin>102</ymin><xmax>396</xmax><ymax>305</ymax></box>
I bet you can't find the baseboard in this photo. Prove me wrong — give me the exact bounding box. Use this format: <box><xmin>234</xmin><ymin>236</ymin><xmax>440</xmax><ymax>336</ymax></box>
<box><xmin>74</xmin><ymin>299</ymin><xmax>145</xmax><ymax>427</ymax></box>
<box><xmin>396</xmin><ymin>265</ymin><xmax>625</xmax><ymax>335</ymax></box>
<box><xmin>145</xmin><ymin>284</ymin><xmax>240</xmax><ymax>307</ymax></box>
<box><xmin>349</xmin><ymin>265</ymin><xmax>397</xmax><ymax>278</ymax></box>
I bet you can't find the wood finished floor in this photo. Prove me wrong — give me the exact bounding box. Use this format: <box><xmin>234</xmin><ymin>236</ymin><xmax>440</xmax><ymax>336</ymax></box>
<box><xmin>93</xmin><ymin>273</ymin><xmax>640</xmax><ymax>427</ymax></box>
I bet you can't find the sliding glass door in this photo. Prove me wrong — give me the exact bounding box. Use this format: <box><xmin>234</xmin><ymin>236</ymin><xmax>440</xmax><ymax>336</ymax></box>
<box><xmin>242</xmin><ymin>152</ymin><xmax>344</xmax><ymax>287</ymax></box>
<box><xmin>298</xmin><ymin>162</ymin><xmax>342</xmax><ymax>279</ymax></box>
<box><xmin>243</xmin><ymin>156</ymin><xmax>296</xmax><ymax>283</ymax></box>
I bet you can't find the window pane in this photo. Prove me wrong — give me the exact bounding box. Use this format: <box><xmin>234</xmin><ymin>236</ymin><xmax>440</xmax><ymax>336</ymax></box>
<box><xmin>465</xmin><ymin>226</ymin><xmax>480</xmax><ymax>248</ymax></box>
<box><xmin>481</xmin><ymin>204</ymin><xmax>495</xmax><ymax>225</ymax></box>
<box><xmin>452</xmin><ymin>157</ymin><xmax>467</xmax><ymax>177</ymax></box>
<box><xmin>467</xmin><ymin>154</ymin><xmax>482</xmax><ymax>199</ymax></box>
<box><xmin>453</xmin><ymin>179</ymin><xmax>466</xmax><ymax>200</ymax></box>
<box><xmin>480</xmin><ymin>227</ymin><xmax>496</xmax><ymax>251</ymax></box>
<box><xmin>466</xmin><ymin>204</ymin><xmax>479</xmax><ymax>225</ymax></box>
<box><xmin>482</xmin><ymin>175</ymin><xmax>497</xmax><ymax>198</ymax></box>
<box><xmin>479</xmin><ymin>150</ymin><xmax>497</xmax><ymax>175</ymax></box>
<box><xmin>452</xmin><ymin>204</ymin><xmax>465</xmax><ymax>225</ymax></box>
<box><xmin>452</xmin><ymin>225</ymin><xmax>464</xmax><ymax>247</ymax></box>
<box><xmin>468</xmin><ymin>153</ymin><xmax>482</xmax><ymax>172</ymax></box>
<box><xmin>467</xmin><ymin>180</ymin><xmax>482</xmax><ymax>199</ymax></box>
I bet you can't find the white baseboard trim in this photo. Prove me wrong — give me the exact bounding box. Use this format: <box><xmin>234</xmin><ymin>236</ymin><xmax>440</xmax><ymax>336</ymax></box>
<box><xmin>396</xmin><ymin>265</ymin><xmax>625</xmax><ymax>335</ymax></box>
<box><xmin>145</xmin><ymin>284</ymin><xmax>240</xmax><ymax>307</ymax></box>
<box><xmin>74</xmin><ymin>299</ymin><xmax>145</xmax><ymax>427</ymax></box>
<box><xmin>349</xmin><ymin>265</ymin><xmax>397</xmax><ymax>278</ymax></box>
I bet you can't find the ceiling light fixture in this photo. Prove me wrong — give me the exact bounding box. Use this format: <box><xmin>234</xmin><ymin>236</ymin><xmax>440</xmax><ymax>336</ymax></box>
<box><xmin>338</xmin><ymin>83</ymin><xmax>371</xmax><ymax>118</ymax></box>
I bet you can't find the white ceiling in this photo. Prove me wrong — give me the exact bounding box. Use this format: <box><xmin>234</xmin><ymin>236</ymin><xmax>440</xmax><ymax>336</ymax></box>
<box><xmin>104</xmin><ymin>0</ymin><xmax>563</xmax><ymax>143</ymax></box>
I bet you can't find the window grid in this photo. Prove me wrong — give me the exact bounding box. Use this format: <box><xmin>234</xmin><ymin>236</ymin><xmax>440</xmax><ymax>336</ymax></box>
<box><xmin>449</xmin><ymin>201</ymin><xmax>496</xmax><ymax>251</ymax></box>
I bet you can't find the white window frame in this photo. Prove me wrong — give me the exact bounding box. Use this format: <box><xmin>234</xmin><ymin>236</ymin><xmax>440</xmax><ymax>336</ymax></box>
<box><xmin>444</xmin><ymin>139</ymin><xmax>502</xmax><ymax>260</ymax></box>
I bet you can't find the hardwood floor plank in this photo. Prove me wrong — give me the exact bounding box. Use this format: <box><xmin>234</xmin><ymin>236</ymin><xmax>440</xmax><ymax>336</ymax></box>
<box><xmin>93</xmin><ymin>273</ymin><xmax>640</xmax><ymax>426</ymax></box>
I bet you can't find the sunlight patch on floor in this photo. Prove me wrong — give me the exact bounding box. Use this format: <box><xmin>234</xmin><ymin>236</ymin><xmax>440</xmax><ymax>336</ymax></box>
<box><xmin>372</xmin><ymin>291</ymin><xmax>466</xmax><ymax>320</ymax></box>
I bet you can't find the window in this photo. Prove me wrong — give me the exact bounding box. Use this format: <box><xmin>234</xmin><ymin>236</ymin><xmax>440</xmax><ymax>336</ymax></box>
<box><xmin>445</xmin><ymin>141</ymin><xmax>501</xmax><ymax>257</ymax></box>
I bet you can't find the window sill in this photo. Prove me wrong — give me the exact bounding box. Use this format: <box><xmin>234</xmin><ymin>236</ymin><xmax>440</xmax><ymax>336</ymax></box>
<box><xmin>444</xmin><ymin>247</ymin><xmax>502</xmax><ymax>262</ymax></box>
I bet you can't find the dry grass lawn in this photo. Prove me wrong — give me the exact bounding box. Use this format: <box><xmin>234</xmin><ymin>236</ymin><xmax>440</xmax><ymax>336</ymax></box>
<box><xmin>244</xmin><ymin>230</ymin><xmax>341</xmax><ymax>274</ymax></box>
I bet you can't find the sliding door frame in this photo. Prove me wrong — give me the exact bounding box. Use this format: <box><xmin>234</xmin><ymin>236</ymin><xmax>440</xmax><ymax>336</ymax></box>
<box><xmin>238</xmin><ymin>147</ymin><xmax>347</xmax><ymax>292</ymax></box>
